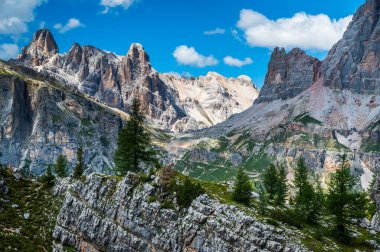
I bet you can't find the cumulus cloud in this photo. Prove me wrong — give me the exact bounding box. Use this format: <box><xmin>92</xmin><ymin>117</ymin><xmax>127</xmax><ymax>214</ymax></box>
<box><xmin>224</xmin><ymin>56</ymin><xmax>253</xmax><ymax>67</ymax></box>
<box><xmin>0</xmin><ymin>0</ymin><xmax>47</xmax><ymax>35</ymax></box>
<box><xmin>54</xmin><ymin>18</ymin><xmax>85</xmax><ymax>33</ymax></box>
<box><xmin>204</xmin><ymin>28</ymin><xmax>225</xmax><ymax>35</ymax></box>
<box><xmin>237</xmin><ymin>9</ymin><xmax>352</xmax><ymax>51</ymax></box>
<box><xmin>173</xmin><ymin>45</ymin><xmax>219</xmax><ymax>68</ymax></box>
<box><xmin>0</xmin><ymin>44</ymin><xmax>19</xmax><ymax>60</ymax></box>
<box><xmin>100</xmin><ymin>0</ymin><xmax>138</xmax><ymax>14</ymax></box>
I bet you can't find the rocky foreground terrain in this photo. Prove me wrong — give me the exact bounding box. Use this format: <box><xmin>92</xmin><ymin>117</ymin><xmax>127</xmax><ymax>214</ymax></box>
<box><xmin>52</xmin><ymin>173</ymin><xmax>304</xmax><ymax>252</ymax></box>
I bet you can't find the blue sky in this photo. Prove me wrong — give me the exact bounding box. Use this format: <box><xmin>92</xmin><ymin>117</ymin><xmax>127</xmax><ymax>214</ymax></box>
<box><xmin>0</xmin><ymin>0</ymin><xmax>363</xmax><ymax>88</ymax></box>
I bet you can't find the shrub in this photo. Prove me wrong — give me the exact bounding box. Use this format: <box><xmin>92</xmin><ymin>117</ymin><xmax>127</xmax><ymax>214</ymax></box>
<box><xmin>174</xmin><ymin>177</ymin><xmax>205</xmax><ymax>208</ymax></box>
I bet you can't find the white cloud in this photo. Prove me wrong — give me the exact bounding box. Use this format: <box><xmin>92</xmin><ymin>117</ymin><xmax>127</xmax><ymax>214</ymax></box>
<box><xmin>54</xmin><ymin>18</ymin><xmax>85</xmax><ymax>33</ymax></box>
<box><xmin>204</xmin><ymin>28</ymin><xmax>225</xmax><ymax>35</ymax></box>
<box><xmin>0</xmin><ymin>0</ymin><xmax>47</xmax><ymax>35</ymax></box>
<box><xmin>224</xmin><ymin>56</ymin><xmax>253</xmax><ymax>67</ymax></box>
<box><xmin>0</xmin><ymin>44</ymin><xmax>19</xmax><ymax>60</ymax></box>
<box><xmin>237</xmin><ymin>9</ymin><xmax>352</xmax><ymax>51</ymax></box>
<box><xmin>100</xmin><ymin>0</ymin><xmax>138</xmax><ymax>14</ymax></box>
<box><xmin>173</xmin><ymin>45</ymin><xmax>219</xmax><ymax>68</ymax></box>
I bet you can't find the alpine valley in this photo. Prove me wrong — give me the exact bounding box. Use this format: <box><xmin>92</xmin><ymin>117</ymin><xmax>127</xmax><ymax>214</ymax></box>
<box><xmin>1</xmin><ymin>0</ymin><xmax>380</xmax><ymax>251</ymax></box>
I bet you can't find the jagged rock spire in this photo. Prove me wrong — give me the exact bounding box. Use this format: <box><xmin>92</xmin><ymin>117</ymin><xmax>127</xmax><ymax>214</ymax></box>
<box><xmin>18</xmin><ymin>29</ymin><xmax>59</xmax><ymax>66</ymax></box>
<box><xmin>256</xmin><ymin>47</ymin><xmax>321</xmax><ymax>103</ymax></box>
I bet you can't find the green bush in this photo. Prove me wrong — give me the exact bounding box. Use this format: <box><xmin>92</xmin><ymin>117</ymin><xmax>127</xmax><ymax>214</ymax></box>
<box><xmin>269</xmin><ymin>208</ymin><xmax>303</xmax><ymax>229</ymax></box>
<box><xmin>160</xmin><ymin>199</ymin><xmax>175</xmax><ymax>209</ymax></box>
<box><xmin>172</xmin><ymin>177</ymin><xmax>205</xmax><ymax>208</ymax></box>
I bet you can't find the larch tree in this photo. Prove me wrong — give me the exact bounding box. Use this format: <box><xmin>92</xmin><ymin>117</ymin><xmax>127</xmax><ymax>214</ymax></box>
<box><xmin>232</xmin><ymin>167</ymin><xmax>252</xmax><ymax>205</ymax></box>
<box><xmin>114</xmin><ymin>98</ymin><xmax>156</xmax><ymax>175</ymax></box>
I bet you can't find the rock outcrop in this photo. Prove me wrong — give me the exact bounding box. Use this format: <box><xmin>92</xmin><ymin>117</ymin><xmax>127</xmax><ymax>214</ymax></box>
<box><xmin>18</xmin><ymin>29</ymin><xmax>59</xmax><ymax>66</ymax></box>
<box><xmin>52</xmin><ymin>173</ymin><xmax>304</xmax><ymax>252</ymax></box>
<box><xmin>16</xmin><ymin>30</ymin><xmax>258</xmax><ymax>132</ymax></box>
<box><xmin>323</xmin><ymin>0</ymin><xmax>380</xmax><ymax>94</ymax></box>
<box><xmin>256</xmin><ymin>48</ymin><xmax>321</xmax><ymax>103</ymax></box>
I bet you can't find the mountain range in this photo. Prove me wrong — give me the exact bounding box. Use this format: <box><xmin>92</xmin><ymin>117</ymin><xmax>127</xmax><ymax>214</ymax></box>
<box><xmin>1</xmin><ymin>0</ymin><xmax>380</xmax><ymax>251</ymax></box>
<box><xmin>1</xmin><ymin>0</ymin><xmax>379</xmax><ymax>185</ymax></box>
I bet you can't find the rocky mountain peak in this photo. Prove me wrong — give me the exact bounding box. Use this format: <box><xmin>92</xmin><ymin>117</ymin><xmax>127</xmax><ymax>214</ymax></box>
<box><xmin>126</xmin><ymin>43</ymin><xmax>150</xmax><ymax>65</ymax></box>
<box><xmin>119</xmin><ymin>43</ymin><xmax>153</xmax><ymax>82</ymax></box>
<box><xmin>18</xmin><ymin>29</ymin><xmax>58</xmax><ymax>66</ymax></box>
<box><xmin>14</xmin><ymin>29</ymin><xmax>260</xmax><ymax>132</ymax></box>
<box><xmin>322</xmin><ymin>0</ymin><xmax>380</xmax><ymax>93</ymax></box>
<box><xmin>256</xmin><ymin>47</ymin><xmax>321</xmax><ymax>103</ymax></box>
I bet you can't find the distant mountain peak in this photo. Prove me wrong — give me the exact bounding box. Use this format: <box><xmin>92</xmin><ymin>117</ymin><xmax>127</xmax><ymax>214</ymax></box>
<box><xmin>18</xmin><ymin>29</ymin><xmax>58</xmax><ymax>66</ymax></box>
<box><xmin>256</xmin><ymin>47</ymin><xmax>321</xmax><ymax>103</ymax></box>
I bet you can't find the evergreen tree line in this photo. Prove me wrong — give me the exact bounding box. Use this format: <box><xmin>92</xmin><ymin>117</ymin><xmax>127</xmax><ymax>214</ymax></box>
<box><xmin>232</xmin><ymin>154</ymin><xmax>373</xmax><ymax>242</ymax></box>
<box><xmin>39</xmin><ymin>146</ymin><xmax>86</xmax><ymax>186</ymax></box>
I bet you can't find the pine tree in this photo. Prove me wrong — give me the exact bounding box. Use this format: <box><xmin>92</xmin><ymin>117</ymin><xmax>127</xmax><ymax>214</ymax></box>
<box><xmin>275</xmin><ymin>164</ymin><xmax>288</xmax><ymax>206</ymax></box>
<box><xmin>73</xmin><ymin>146</ymin><xmax>85</xmax><ymax>179</ymax></box>
<box><xmin>263</xmin><ymin>163</ymin><xmax>278</xmax><ymax>201</ymax></box>
<box><xmin>55</xmin><ymin>154</ymin><xmax>68</xmax><ymax>178</ymax></box>
<box><xmin>310</xmin><ymin>176</ymin><xmax>325</xmax><ymax>223</ymax></box>
<box><xmin>39</xmin><ymin>165</ymin><xmax>55</xmax><ymax>187</ymax></box>
<box><xmin>114</xmin><ymin>98</ymin><xmax>156</xmax><ymax>175</ymax></box>
<box><xmin>326</xmin><ymin>154</ymin><xmax>368</xmax><ymax>239</ymax></box>
<box><xmin>258</xmin><ymin>184</ymin><xmax>268</xmax><ymax>214</ymax></box>
<box><xmin>294</xmin><ymin>157</ymin><xmax>317</xmax><ymax>223</ymax></box>
<box><xmin>368</xmin><ymin>175</ymin><xmax>377</xmax><ymax>219</ymax></box>
<box><xmin>232</xmin><ymin>167</ymin><xmax>252</xmax><ymax>205</ymax></box>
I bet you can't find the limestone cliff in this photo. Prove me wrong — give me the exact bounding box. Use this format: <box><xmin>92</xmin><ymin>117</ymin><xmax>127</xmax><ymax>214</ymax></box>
<box><xmin>0</xmin><ymin>61</ymin><xmax>122</xmax><ymax>175</ymax></box>
<box><xmin>52</xmin><ymin>173</ymin><xmax>304</xmax><ymax>252</ymax></box>
<box><xmin>256</xmin><ymin>48</ymin><xmax>321</xmax><ymax>103</ymax></box>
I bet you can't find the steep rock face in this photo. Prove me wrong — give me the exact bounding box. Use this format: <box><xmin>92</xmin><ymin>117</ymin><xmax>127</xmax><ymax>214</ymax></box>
<box><xmin>17</xmin><ymin>30</ymin><xmax>258</xmax><ymax>132</ymax></box>
<box><xmin>18</xmin><ymin>29</ymin><xmax>59</xmax><ymax>66</ymax></box>
<box><xmin>117</xmin><ymin>44</ymin><xmax>186</xmax><ymax>127</ymax></box>
<box><xmin>0</xmin><ymin>62</ymin><xmax>122</xmax><ymax>175</ymax></box>
<box><xmin>52</xmin><ymin>174</ymin><xmax>304</xmax><ymax>252</ymax></box>
<box><xmin>323</xmin><ymin>0</ymin><xmax>380</xmax><ymax>93</ymax></box>
<box><xmin>0</xmin><ymin>76</ymin><xmax>34</xmax><ymax>166</ymax></box>
<box><xmin>256</xmin><ymin>48</ymin><xmax>321</xmax><ymax>103</ymax></box>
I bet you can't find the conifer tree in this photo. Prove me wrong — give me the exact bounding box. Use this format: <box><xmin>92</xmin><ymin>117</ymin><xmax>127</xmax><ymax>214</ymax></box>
<box><xmin>232</xmin><ymin>167</ymin><xmax>252</xmax><ymax>205</ymax></box>
<box><xmin>368</xmin><ymin>175</ymin><xmax>377</xmax><ymax>219</ymax></box>
<box><xmin>55</xmin><ymin>154</ymin><xmax>68</xmax><ymax>178</ymax></box>
<box><xmin>275</xmin><ymin>164</ymin><xmax>288</xmax><ymax>206</ymax></box>
<box><xmin>310</xmin><ymin>176</ymin><xmax>325</xmax><ymax>223</ymax></box>
<box><xmin>258</xmin><ymin>184</ymin><xmax>268</xmax><ymax>214</ymax></box>
<box><xmin>39</xmin><ymin>164</ymin><xmax>55</xmax><ymax>187</ymax></box>
<box><xmin>263</xmin><ymin>163</ymin><xmax>278</xmax><ymax>201</ymax></box>
<box><xmin>294</xmin><ymin>157</ymin><xmax>317</xmax><ymax>223</ymax></box>
<box><xmin>114</xmin><ymin>98</ymin><xmax>156</xmax><ymax>175</ymax></box>
<box><xmin>326</xmin><ymin>154</ymin><xmax>368</xmax><ymax>239</ymax></box>
<box><xmin>73</xmin><ymin>146</ymin><xmax>85</xmax><ymax>179</ymax></box>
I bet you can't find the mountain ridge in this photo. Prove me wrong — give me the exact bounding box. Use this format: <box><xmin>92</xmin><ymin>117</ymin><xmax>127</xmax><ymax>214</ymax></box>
<box><xmin>15</xmin><ymin>29</ymin><xmax>259</xmax><ymax>132</ymax></box>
